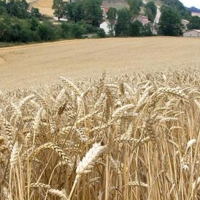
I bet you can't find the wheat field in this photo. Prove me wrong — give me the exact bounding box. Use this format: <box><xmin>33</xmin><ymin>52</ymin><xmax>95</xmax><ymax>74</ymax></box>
<box><xmin>28</xmin><ymin>0</ymin><xmax>54</xmax><ymax>16</ymax></box>
<box><xmin>1</xmin><ymin>37</ymin><xmax>200</xmax><ymax>91</ymax></box>
<box><xmin>1</xmin><ymin>37</ymin><xmax>200</xmax><ymax>199</ymax></box>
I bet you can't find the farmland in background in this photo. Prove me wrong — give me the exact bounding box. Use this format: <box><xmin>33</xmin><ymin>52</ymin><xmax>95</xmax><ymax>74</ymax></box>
<box><xmin>0</xmin><ymin>37</ymin><xmax>200</xmax><ymax>91</ymax></box>
<box><xmin>28</xmin><ymin>0</ymin><xmax>54</xmax><ymax>16</ymax></box>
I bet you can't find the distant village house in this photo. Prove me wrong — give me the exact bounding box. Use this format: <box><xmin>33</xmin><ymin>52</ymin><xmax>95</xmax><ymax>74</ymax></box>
<box><xmin>100</xmin><ymin>21</ymin><xmax>111</xmax><ymax>35</ymax></box>
<box><xmin>135</xmin><ymin>15</ymin><xmax>150</xmax><ymax>25</ymax></box>
<box><xmin>191</xmin><ymin>12</ymin><xmax>200</xmax><ymax>17</ymax></box>
<box><xmin>101</xmin><ymin>6</ymin><xmax>109</xmax><ymax>19</ymax></box>
<box><xmin>183</xmin><ymin>29</ymin><xmax>200</xmax><ymax>37</ymax></box>
<box><xmin>100</xmin><ymin>20</ymin><xmax>115</xmax><ymax>36</ymax></box>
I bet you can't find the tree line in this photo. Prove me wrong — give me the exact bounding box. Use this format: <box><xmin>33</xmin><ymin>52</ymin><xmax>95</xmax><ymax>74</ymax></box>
<box><xmin>52</xmin><ymin>0</ymin><xmax>154</xmax><ymax>37</ymax></box>
<box><xmin>0</xmin><ymin>0</ymin><xmax>200</xmax><ymax>44</ymax></box>
<box><xmin>0</xmin><ymin>0</ymin><xmax>101</xmax><ymax>43</ymax></box>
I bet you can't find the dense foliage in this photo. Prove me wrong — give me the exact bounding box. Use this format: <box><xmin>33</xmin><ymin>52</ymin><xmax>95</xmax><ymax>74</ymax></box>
<box><xmin>159</xmin><ymin>6</ymin><xmax>183</xmax><ymax>36</ymax></box>
<box><xmin>115</xmin><ymin>8</ymin><xmax>152</xmax><ymax>37</ymax></box>
<box><xmin>107</xmin><ymin>7</ymin><xmax>117</xmax><ymax>36</ymax></box>
<box><xmin>160</xmin><ymin>0</ymin><xmax>191</xmax><ymax>19</ymax></box>
<box><xmin>115</xmin><ymin>8</ymin><xmax>131</xmax><ymax>36</ymax></box>
<box><xmin>127</xmin><ymin>0</ymin><xmax>143</xmax><ymax>16</ymax></box>
<box><xmin>187</xmin><ymin>16</ymin><xmax>200</xmax><ymax>29</ymax></box>
<box><xmin>0</xmin><ymin>0</ymin><xmax>100</xmax><ymax>43</ymax></box>
<box><xmin>1</xmin><ymin>0</ymin><xmax>29</xmax><ymax>18</ymax></box>
<box><xmin>54</xmin><ymin>0</ymin><xmax>103</xmax><ymax>26</ymax></box>
<box><xmin>0</xmin><ymin>0</ymin><xmax>197</xmax><ymax>44</ymax></box>
<box><xmin>145</xmin><ymin>1</ymin><xmax>157</xmax><ymax>22</ymax></box>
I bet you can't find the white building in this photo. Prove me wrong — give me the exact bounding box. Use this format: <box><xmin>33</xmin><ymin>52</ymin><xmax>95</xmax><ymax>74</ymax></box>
<box><xmin>192</xmin><ymin>12</ymin><xmax>200</xmax><ymax>17</ymax></box>
<box><xmin>100</xmin><ymin>21</ymin><xmax>115</xmax><ymax>36</ymax></box>
<box><xmin>183</xmin><ymin>29</ymin><xmax>200</xmax><ymax>37</ymax></box>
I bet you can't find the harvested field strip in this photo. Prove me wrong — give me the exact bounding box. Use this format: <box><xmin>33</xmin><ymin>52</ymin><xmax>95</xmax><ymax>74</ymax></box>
<box><xmin>29</xmin><ymin>0</ymin><xmax>54</xmax><ymax>16</ymax></box>
<box><xmin>32</xmin><ymin>0</ymin><xmax>53</xmax><ymax>7</ymax></box>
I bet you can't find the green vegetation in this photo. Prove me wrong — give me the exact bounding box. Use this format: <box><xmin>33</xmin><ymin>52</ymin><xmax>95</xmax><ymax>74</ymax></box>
<box><xmin>115</xmin><ymin>8</ymin><xmax>153</xmax><ymax>37</ymax></box>
<box><xmin>159</xmin><ymin>6</ymin><xmax>183</xmax><ymax>36</ymax></box>
<box><xmin>128</xmin><ymin>0</ymin><xmax>143</xmax><ymax>16</ymax></box>
<box><xmin>115</xmin><ymin>8</ymin><xmax>131</xmax><ymax>36</ymax></box>
<box><xmin>107</xmin><ymin>7</ymin><xmax>117</xmax><ymax>36</ymax></box>
<box><xmin>0</xmin><ymin>0</ymin><xmax>103</xmax><ymax>44</ymax></box>
<box><xmin>97</xmin><ymin>28</ymin><xmax>106</xmax><ymax>37</ymax></box>
<box><xmin>0</xmin><ymin>0</ymin><xmax>198</xmax><ymax>45</ymax></box>
<box><xmin>0</xmin><ymin>16</ymin><xmax>90</xmax><ymax>43</ymax></box>
<box><xmin>54</xmin><ymin>0</ymin><xmax>103</xmax><ymax>26</ymax></box>
<box><xmin>145</xmin><ymin>1</ymin><xmax>157</xmax><ymax>22</ymax></box>
<box><xmin>187</xmin><ymin>16</ymin><xmax>200</xmax><ymax>29</ymax></box>
<box><xmin>160</xmin><ymin>0</ymin><xmax>191</xmax><ymax>19</ymax></box>
<box><xmin>52</xmin><ymin>0</ymin><xmax>66</xmax><ymax>20</ymax></box>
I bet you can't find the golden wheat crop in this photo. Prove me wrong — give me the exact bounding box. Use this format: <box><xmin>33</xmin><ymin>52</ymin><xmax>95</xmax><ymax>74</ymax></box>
<box><xmin>1</xmin><ymin>37</ymin><xmax>200</xmax><ymax>91</ymax></box>
<box><xmin>0</xmin><ymin>68</ymin><xmax>200</xmax><ymax>199</ymax></box>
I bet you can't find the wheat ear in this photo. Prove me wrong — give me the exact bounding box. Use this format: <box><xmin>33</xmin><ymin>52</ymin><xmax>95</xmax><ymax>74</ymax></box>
<box><xmin>29</xmin><ymin>142</ymin><xmax>72</xmax><ymax>166</ymax></box>
<box><xmin>76</xmin><ymin>142</ymin><xmax>106</xmax><ymax>175</ymax></box>
<box><xmin>60</xmin><ymin>77</ymin><xmax>82</xmax><ymax>96</ymax></box>
<box><xmin>67</xmin><ymin>142</ymin><xmax>106</xmax><ymax>200</ymax></box>
<box><xmin>48</xmin><ymin>189</ymin><xmax>68</xmax><ymax>200</ymax></box>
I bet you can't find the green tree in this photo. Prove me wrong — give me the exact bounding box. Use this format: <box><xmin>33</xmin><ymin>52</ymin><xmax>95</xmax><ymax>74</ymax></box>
<box><xmin>0</xmin><ymin>17</ymin><xmax>32</xmax><ymax>42</ymax></box>
<box><xmin>97</xmin><ymin>28</ymin><xmax>106</xmax><ymax>38</ymax></box>
<box><xmin>145</xmin><ymin>1</ymin><xmax>157</xmax><ymax>22</ymax></box>
<box><xmin>161</xmin><ymin>0</ymin><xmax>190</xmax><ymax>20</ymax></box>
<box><xmin>65</xmin><ymin>0</ymin><xmax>102</xmax><ymax>26</ymax></box>
<box><xmin>115</xmin><ymin>8</ymin><xmax>131</xmax><ymax>36</ymax></box>
<box><xmin>130</xmin><ymin>20</ymin><xmax>143</xmax><ymax>36</ymax></box>
<box><xmin>37</xmin><ymin>21</ymin><xmax>56</xmax><ymax>41</ymax></box>
<box><xmin>65</xmin><ymin>2</ymin><xmax>82</xmax><ymax>22</ymax></box>
<box><xmin>31</xmin><ymin>7</ymin><xmax>42</xmax><ymax>18</ymax></box>
<box><xmin>0</xmin><ymin>17</ymin><xmax>11</xmax><ymax>42</ymax></box>
<box><xmin>187</xmin><ymin>16</ymin><xmax>200</xmax><ymax>30</ymax></box>
<box><xmin>11</xmin><ymin>20</ymin><xmax>31</xmax><ymax>42</ymax></box>
<box><xmin>82</xmin><ymin>0</ymin><xmax>102</xmax><ymax>26</ymax></box>
<box><xmin>0</xmin><ymin>0</ymin><xmax>7</xmax><ymax>15</ymax></box>
<box><xmin>107</xmin><ymin>7</ymin><xmax>117</xmax><ymax>22</ymax></box>
<box><xmin>130</xmin><ymin>21</ymin><xmax>153</xmax><ymax>37</ymax></box>
<box><xmin>143</xmin><ymin>23</ymin><xmax>153</xmax><ymax>36</ymax></box>
<box><xmin>52</xmin><ymin>0</ymin><xmax>65</xmax><ymax>20</ymax></box>
<box><xmin>70</xmin><ymin>23</ymin><xmax>84</xmax><ymax>38</ymax></box>
<box><xmin>0</xmin><ymin>4</ymin><xmax>7</xmax><ymax>15</ymax></box>
<box><xmin>159</xmin><ymin>6</ymin><xmax>183</xmax><ymax>36</ymax></box>
<box><xmin>6</xmin><ymin>0</ymin><xmax>29</xmax><ymax>18</ymax></box>
<box><xmin>29</xmin><ymin>17</ymin><xmax>39</xmax><ymax>31</ymax></box>
<box><xmin>107</xmin><ymin>7</ymin><xmax>117</xmax><ymax>36</ymax></box>
<box><xmin>128</xmin><ymin>0</ymin><xmax>142</xmax><ymax>16</ymax></box>
<box><xmin>61</xmin><ymin>22</ymin><xmax>70</xmax><ymax>38</ymax></box>
<box><xmin>61</xmin><ymin>22</ymin><xmax>86</xmax><ymax>39</ymax></box>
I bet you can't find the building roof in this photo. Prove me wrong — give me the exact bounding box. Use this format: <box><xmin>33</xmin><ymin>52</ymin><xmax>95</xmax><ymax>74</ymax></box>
<box><xmin>135</xmin><ymin>15</ymin><xmax>150</xmax><ymax>25</ymax></box>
